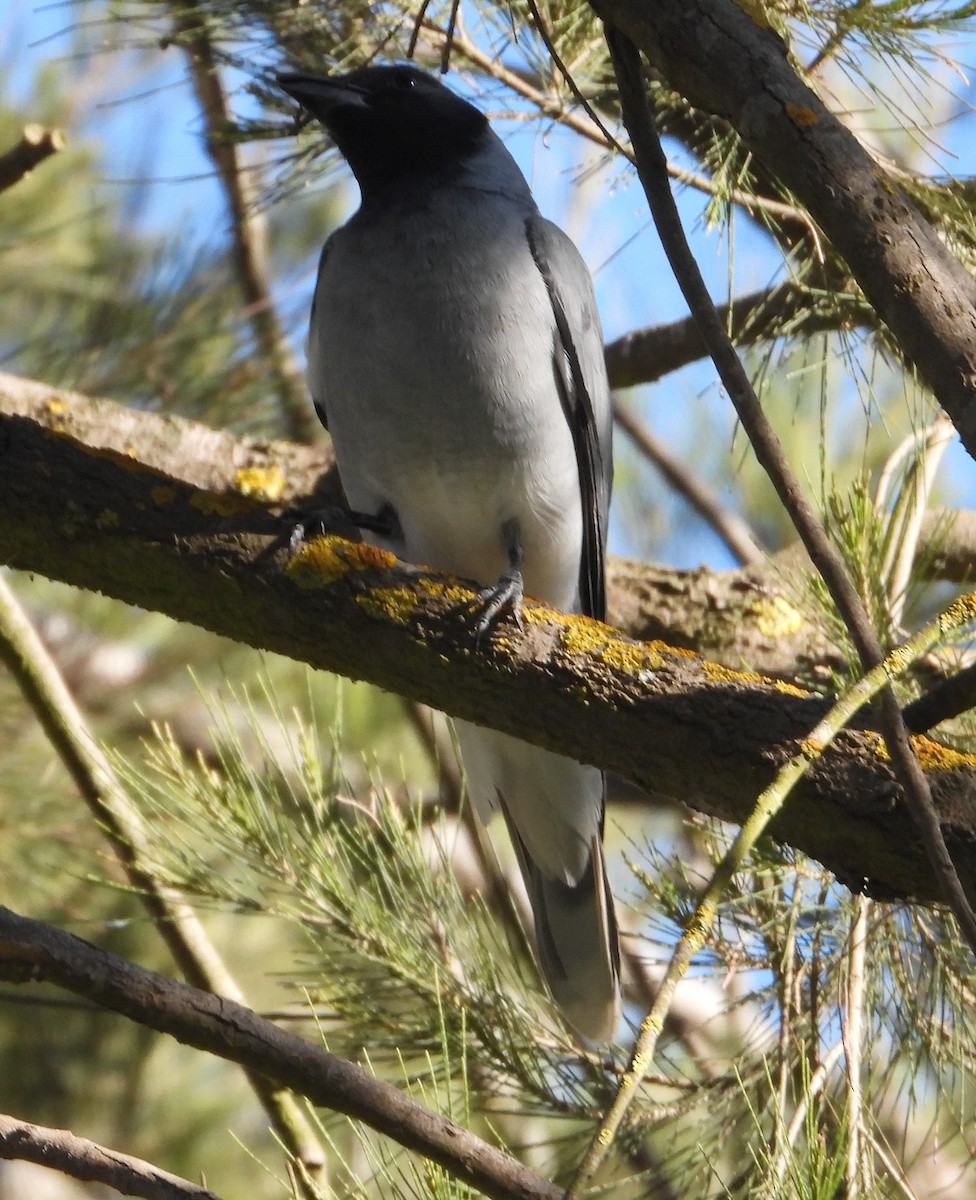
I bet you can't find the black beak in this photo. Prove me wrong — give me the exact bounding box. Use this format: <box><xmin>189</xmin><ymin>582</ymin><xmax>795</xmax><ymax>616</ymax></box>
<box><xmin>277</xmin><ymin>71</ymin><xmax>367</xmax><ymax>121</ymax></box>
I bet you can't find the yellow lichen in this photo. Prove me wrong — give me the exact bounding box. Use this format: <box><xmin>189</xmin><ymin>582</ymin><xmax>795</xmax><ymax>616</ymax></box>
<box><xmin>773</xmin><ymin>678</ymin><xmax>810</xmax><ymax>698</ymax></box>
<box><xmin>356</xmin><ymin>586</ymin><xmax>418</xmax><ymax>625</ymax></box>
<box><xmin>700</xmin><ymin>656</ymin><xmax>808</xmax><ymax>698</ymax></box>
<box><xmin>286</xmin><ymin>535</ymin><xmax>393</xmax><ymax>587</ymax></box>
<box><xmin>357</xmin><ymin>574</ymin><xmax>473</xmax><ymax>625</ymax></box>
<box><xmin>911</xmin><ymin>737</ymin><xmax>976</xmax><ymax>771</ymax></box>
<box><xmin>234</xmin><ymin>464</ymin><xmax>287</xmax><ymax>502</ymax></box>
<box><xmin>863</xmin><ymin>731</ymin><xmax>976</xmax><ymax>771</ymax></box>
<box><xmin>559</xmin><ymin>615</ymin><xmax>667</xmax><ymax>674</ymax></box>
<box><xmin>701</xmin><ymin>659</ymin><xmax>766</xmax><ymax>688</ymax></box>
<box><xmin>750</xmin><ymin>592</ymin><xmax>804</xmax><ymax>639</ymax></box>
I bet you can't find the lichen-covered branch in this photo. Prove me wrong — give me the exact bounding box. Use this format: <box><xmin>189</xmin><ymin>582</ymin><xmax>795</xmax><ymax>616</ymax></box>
<box><xmin>8</xmin><ymin>370</ymin><xmax>976</xmax><ymax>680</ymax></box>
<box><xmin>2</xmin><ymin>380</ymin><xmax>976</xmax><ymax>902</ymax></box>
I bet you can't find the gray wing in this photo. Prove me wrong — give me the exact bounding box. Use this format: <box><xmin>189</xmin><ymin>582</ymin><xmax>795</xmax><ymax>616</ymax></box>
<box><xmin>306</xmin><ymin>235</ymin><xmax>336</xmax><ymax>433</ymax></box>
<box><xmin>525</xmin><ymin>215</ymin><xmax>613</xmax><ymax>622</ymax></box>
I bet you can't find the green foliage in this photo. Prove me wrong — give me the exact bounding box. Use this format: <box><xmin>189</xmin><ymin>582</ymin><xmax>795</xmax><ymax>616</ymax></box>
<box><xmin>4</xmin><ymin>0</ymin><xmax>976</xmax><ymax>1196</ymax></box>
<box><xmin>116</xmin><ymin>695</ymin><xmax>621</xmax><ymax>1135</ymax></box>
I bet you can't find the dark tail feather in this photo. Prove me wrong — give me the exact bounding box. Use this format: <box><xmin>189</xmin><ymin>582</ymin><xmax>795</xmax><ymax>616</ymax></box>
<box><xmin>510</xmin><ymin>829</ymin><xmax>621</xmax><ymax>1042</ymax></box>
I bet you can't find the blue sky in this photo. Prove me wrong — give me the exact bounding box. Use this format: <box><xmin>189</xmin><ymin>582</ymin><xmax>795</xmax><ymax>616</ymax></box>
<box><xmin>6</xmin><ymin>0</ymin><xmax>976</xmax><ymax>570</ymax></box>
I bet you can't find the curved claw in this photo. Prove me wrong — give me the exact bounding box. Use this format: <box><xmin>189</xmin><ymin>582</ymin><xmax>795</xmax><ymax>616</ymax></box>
<box><xmin>472</xmin><ymin>518</ymin><xmax>525</xmax><ymax>646</ymax></box>
<box><xmin>473</xmin><ymin>566</ymin><xmax>525</xmax><ymax>646</ymax></box>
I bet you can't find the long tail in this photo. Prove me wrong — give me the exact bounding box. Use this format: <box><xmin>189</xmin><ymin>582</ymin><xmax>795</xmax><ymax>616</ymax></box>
<box><xmin>456</xmin><ymin>721</ymin><xmax>621</xmax><ymax>1042</ymax></box>
<box><xmin>508</xmin><ymin>820</ymin><xmax>620</xmax><ymax>1042</ymax></box>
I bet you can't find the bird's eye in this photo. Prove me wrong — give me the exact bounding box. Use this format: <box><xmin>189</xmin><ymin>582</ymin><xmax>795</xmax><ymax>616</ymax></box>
<box><xmin>393</xmin><ymin>70</ymin><xmax>417</xmax><ymax>90</ymax></box>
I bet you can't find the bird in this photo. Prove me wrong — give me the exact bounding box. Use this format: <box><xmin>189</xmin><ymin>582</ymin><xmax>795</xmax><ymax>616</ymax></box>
<box><xmin>278</xmin><ymin>63</ymin><xmax>620</xmax><ymax>1041</ymax></box>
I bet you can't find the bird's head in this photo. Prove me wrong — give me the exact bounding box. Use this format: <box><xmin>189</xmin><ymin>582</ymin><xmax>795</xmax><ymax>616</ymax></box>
<box><xmin>277</xmin><ymin>65</ymin><xmax>490</xmax><ymax>198</ymax></box>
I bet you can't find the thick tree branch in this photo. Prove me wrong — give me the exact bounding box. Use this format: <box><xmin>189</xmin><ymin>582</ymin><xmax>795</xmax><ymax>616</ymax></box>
<box><xmin>2</xmin><ymin>381</ymin><xmax>976</xmax><ymax>903</ymax></box>
<box><xmin>0</xmin><ymin>1114</ymin><xmax>220</xmax><ymax>1200</ymax></box>
<box><xmin>588</xmin><ymin>0</ymin><xmax>976</xmax><ymax>460</ymax></box>
<box><xmin>0</xmin><ymin>907</ymin><xmax>560</xmax><ymax>1200</ymax></box>
<box><xmin>10</xmin><ymin>371</ymin><xmax>976</xmax><ymax>680</ymax></box>
<box><xmin>600</xmin><ymin>17</ymin><xmax>976</xmax><ymax>952</ymax></box>
<box><xmin>603</xmin><ymin>281</ymin><xmax>869</xmax><ymax>390</ymax></box>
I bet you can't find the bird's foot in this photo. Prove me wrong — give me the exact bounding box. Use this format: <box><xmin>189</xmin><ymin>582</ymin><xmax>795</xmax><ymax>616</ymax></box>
<box><xmin>472</xmin><ymin>566</ymin><xmax>525</xmax><ymax>645</ymax></box>
<box><xmin>470</xmin><ymin>519</ymin><xmax>525</xmax><ymax>646</ymax></box>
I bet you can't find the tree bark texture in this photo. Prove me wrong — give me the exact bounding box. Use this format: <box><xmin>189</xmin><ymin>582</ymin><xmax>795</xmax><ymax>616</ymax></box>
<box><xmin>589</xmin><ymin>0</ymin><xmax>976</xmax><ymax>459</ymax></box>
<box><xmin>0</xmin><ymin>907</ymin><xmax>560</xmax><ymax>1200</ymax></box>
<box><xmin>2</xmin><ymin>378</ymin><xmax>976</xmax><ymax>906</ymax></box>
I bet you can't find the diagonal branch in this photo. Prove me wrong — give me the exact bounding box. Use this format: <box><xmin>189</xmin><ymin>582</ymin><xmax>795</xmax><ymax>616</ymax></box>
<box><xmin>171</xmin><ymin>3</ymin><xmax>317</xmax><ymax>443</ymax></box>
<box><xmin>0</xmin><ymin>907</ymin><xmax>561</xmax><ymax>1200</ymax></box>
<box><xmin>0</xmin><ymin>573</ymin><xmax>326</xmax><ymax>1183</ymax></box>
<box><xmin>586</xmin><ymin>0</ymin><xmax>976</xmax><ymax>460</ymax></box>
<box><xmin>0</xmin><ymin>1114</ymin><xmax>220</xmax><ymax>1200</ymax></box>
<box><xmin>612</xmin><ymin>397</ymin><xmax>764</xmax><ymax>565</ymax></box>
<box><xmin>598</xmin><ymin>21</ymin><xmax>976</xmax><ymax>953</ymax></box>
<box><xmin>2</xmin><ymin>389</ymin><xmax>976</xmax><ymax>905</ymax></box>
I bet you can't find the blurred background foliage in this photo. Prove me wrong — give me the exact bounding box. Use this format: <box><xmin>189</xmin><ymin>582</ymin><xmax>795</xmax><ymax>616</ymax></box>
<box><xmin>2</xmin><ymin>0</ymin><xmax>976</xmax><ymax>1197</ymax></box>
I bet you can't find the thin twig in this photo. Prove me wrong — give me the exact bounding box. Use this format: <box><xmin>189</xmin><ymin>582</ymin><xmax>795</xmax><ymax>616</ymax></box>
<box><xmin>880</xmin><ymin>413</ymin><xmax>955</xmax><ymax>628</ymax></box>
<box><xmin>864</xmin><ymin>1129</ymin><xmax>922</xmax><ymax>1200</ymax></box>
<box><xmin>0</xmin><ymin>124</ymin><xmax>66</xmax><ymax>193</ymax></box>
<box><xmin>0</xmin><ymin>905</ymin><xmax>562</xmax><ymax>1200</ymax></box>
<box><xmin>0</xmin><ymin>1114</ymin><xmax>221</xmax><ymax>1200</ymax></box>
<box><xmin>613</xmin><ymin>397</ymin><xmax>764</xmax><ymax>565</ymax></box>
<box><xmin>769</xmin><ymin>1039</ymin><xmax>846</xmax><ymax>1186</ymax></box>
<box><xmin>173</xmin><ymin>5</ymin><xmax>316</xmax><ymax>443</ymax></box>
<box><xmin>568</xmin><ymin>585</ymin><xmax>976</xmax><ymax>1195</ymax></box>
<box><xmin>770</xmin><ymin>902</ymin><xmax>799</xmax><ymax>1174</ymax></box>
<box><xmin>0</xmin><ymin>574</ymin><xmax>326</xmax><ymax>1185</ymax></box>
<box><xmin>843</xmin><ymin>894</ymin><xmax>870</xmax><ymax>1195</ymax></box>
<box><xmin>602</xmin><ymin>27</ymin><xmax>976</xmax><ymax>946</ymax></box>
<box><xmin>425</xmin><ymin>20</ymin><xmax>822</xmax><ymax>240</ymax></box>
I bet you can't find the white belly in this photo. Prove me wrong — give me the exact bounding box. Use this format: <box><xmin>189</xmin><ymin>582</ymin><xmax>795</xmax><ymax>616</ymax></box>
<box><xmin>309</xmin><ymin>192</ymin><xmax>583</xmax><ymax>610</ymax></box>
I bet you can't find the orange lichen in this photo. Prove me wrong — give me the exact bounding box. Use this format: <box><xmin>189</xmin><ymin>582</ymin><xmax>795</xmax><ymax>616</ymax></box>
<box><xmin>786</xmin><ymin>104</ymin><xmax>819</xmax><ymax>127</ymax></box>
